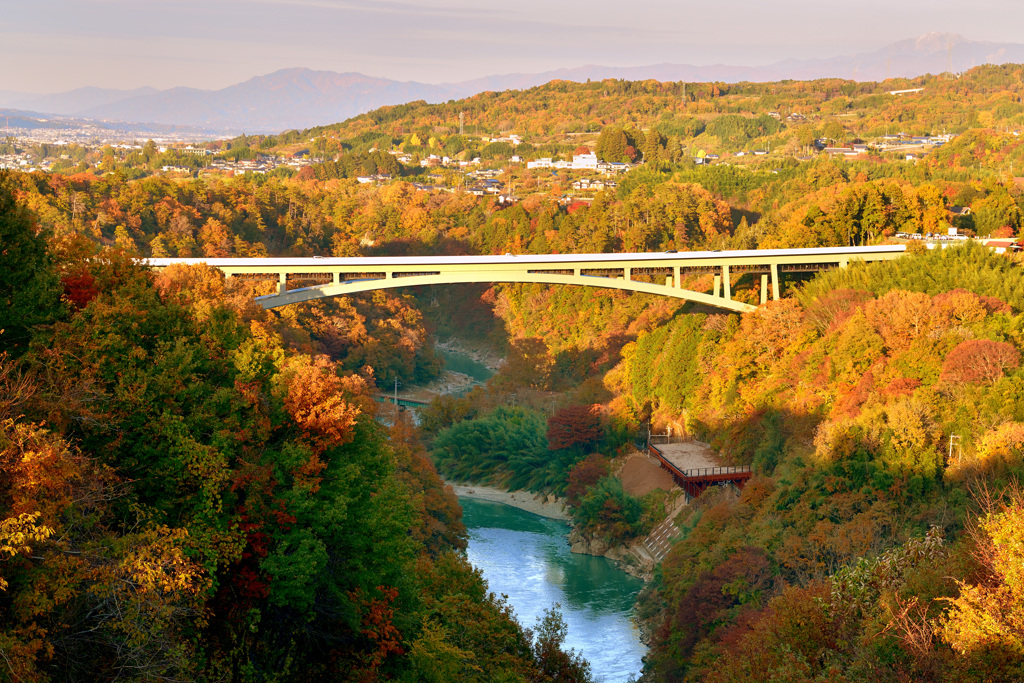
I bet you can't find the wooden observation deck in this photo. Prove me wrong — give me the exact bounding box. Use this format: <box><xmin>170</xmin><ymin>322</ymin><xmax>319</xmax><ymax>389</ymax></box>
<box><xmin>648</xmin><ymin>442</ymin><xmax>753</xmax><ymax>498</ymax></box>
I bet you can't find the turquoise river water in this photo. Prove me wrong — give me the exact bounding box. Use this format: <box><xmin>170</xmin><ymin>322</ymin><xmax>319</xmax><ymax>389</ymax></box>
<box><xmin>460</xmin><ymin>497</ymin><xmax>647</xmax><ymax>682</ymax></box>
<box><xmin>436</xmin><ymin>348</ymin><xmax>494</xmax><ymax>385</ymax></box>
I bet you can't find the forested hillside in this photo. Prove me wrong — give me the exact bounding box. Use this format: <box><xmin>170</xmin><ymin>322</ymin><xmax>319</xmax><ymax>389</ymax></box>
<box><xmin>0</xmin><ymin>175</ymin><xmax>591</xmax><ymax>681</ymax></box>
<box><xmin>614</xmin><ymin>244</ymin><xmax>1024</xmax><ymax>679</ymax></box>
<box><xmin>255</xmin><ymin>63</ymin><xmax>1024</xmax><ymax>168</ymax></box>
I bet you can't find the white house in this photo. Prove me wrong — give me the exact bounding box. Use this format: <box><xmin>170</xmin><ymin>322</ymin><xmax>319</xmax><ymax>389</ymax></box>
<box><xmin>572</xmin><ymin>153</ymin><xmax>598</xmax><ymax>169</ymax></box>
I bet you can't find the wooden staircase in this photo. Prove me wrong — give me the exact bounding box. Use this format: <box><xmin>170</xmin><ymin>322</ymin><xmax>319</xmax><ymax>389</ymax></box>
<box><xmin>643</xmin><ymin>516</ymin><xmax>681</xmax><ymax>563</ymax></box>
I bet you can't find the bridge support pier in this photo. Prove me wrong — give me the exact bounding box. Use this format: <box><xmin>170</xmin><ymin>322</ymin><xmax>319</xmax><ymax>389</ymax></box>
<box><xmin>713</xmin><ymin>274</ymin><xmax>721</xmax><ymax>298</ymax></box>
<box><xmin>673</xmin><ymin>266</ymin><xmax>680</xmax><ymax>289</ymax></box>
<box><xmin>723</xmin><ymin>265</ymin><xmax>731</xmax><ymax>300</ymax></box>
<box><xmin>760</xmin><ymin>274</ymin><xmax>768</xmax><ymax>304</ymax></box>
<box><xmin>770</xmin><ymin>262</ymin><xmax>780</xmax><ymax>301</ymax></box>
<box><xmin>277</xmin><ymin>273</ymin><xmax>287</xmax><ymax>295</ymax></box>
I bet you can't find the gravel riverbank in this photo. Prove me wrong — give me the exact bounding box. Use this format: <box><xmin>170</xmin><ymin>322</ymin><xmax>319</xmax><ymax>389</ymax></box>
<box><xmin>447</xmin><ymin>482</ymin><xmax>571</xmax><ymax>521</ymax></box>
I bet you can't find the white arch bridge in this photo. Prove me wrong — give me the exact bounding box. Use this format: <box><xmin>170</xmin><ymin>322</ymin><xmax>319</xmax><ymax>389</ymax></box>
<box><xmin>146</xmin><ymin>245</ymin><xmax>906</xmax><ymax>314</ymax></box>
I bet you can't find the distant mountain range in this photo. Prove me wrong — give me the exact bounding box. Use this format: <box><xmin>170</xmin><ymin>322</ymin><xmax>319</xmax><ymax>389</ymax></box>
<box><xmin>2</xmin><ymin>33</ymin><xmax>1022</xmax><ymax>135</ymax></box>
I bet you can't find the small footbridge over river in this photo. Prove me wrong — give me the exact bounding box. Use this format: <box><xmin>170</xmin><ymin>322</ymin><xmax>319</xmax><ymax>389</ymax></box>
<box><xmin>146</xmin><ymin>245</ymin><xmax>906</xmax><ymax>314</ymax></box>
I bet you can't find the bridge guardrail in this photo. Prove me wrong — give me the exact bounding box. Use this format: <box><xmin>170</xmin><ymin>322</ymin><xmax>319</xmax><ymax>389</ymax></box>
<box><xmin>374</xmin><ymin>395</ymin><xmax>430</xmax><ymax>407</ymax></box>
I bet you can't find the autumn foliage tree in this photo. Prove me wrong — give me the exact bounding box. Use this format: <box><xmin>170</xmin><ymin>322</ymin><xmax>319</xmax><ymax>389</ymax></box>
<box><xmin>940</xmin><ymin>339</ymin><xmax>1021</xmax><ymax>385</ymax></box>
<box><xmin>547</xmin><ymin>404</ymin><xmax>603</xmax><ymax>451</ymax></box>
<box><xmin>571</xmin><ymin>476</ymin><xmax>643</xmax><ymax>544</ymax></box>
<box><xmin>565</xmin><ymin>453</ymin><xmax>610</xmax><ymax>506</ymax></box>
<box><xmin>939</xmin><ymin>492</ymin><xmax>1024</xmax><ymax>672</ymax></box>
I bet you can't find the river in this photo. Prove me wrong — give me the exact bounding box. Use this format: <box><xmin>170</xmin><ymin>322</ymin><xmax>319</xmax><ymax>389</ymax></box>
<box><xmin>460</xmin><ymin>497</ymin><xmax>647</xmax><ymax>683</ymax></box>
<box><xmin>435</xmin><ymin>347</ymin><xmax>494</xmax><ymax>386</ymax></box>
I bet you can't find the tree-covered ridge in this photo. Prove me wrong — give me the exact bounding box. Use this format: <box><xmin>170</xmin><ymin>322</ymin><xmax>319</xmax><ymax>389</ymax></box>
<box><xmin>608</xmin><ymin>243</ymin><xmax>1024</xmax><ymax>680</ymax></box>
<box><xmin>0</xmin><ymin>178</ymin><xmax>592</xmax><ymax>682</ymax></box>
<box><xmin>258</xmin><ymin>64</ymin><xmax>1024</xmax><ymax>163</ymax></box>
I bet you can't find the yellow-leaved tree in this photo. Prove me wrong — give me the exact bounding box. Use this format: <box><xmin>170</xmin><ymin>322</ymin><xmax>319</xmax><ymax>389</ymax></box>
<box><xmin>939</xmin><ymin>493</ymin><xmax>1024</xmax><ymax>667</ymax></box>
<box><xmin>0</xmin><ymin>512</ymin><xmax>54</xmax><ymax>591</ymax></box>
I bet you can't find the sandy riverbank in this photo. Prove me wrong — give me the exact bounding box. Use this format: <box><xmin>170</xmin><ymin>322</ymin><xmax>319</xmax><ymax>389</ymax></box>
<box><xmin>447</xmin><ymin>482</ymin><xmax>571</xmax><ymax>521</ymax></box>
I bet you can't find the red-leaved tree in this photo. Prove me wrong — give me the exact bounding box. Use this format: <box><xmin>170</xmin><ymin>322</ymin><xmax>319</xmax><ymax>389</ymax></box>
<box><xmin>565</xmin><ymin>453</ymin><xmax>610</xmax><ymax>506</ymax></box>
<box><xmin>547</xmin><ymin>404</ymin><xmax>602</xmax><ymax>451</ymax></box>
<box><xmin>940</xmin><ymin>339</ymin><xmax>1020</xmax><ymax>385</ymax></box>
<box><xmin>61</xmin><ymin>267</ymin><xmax>99</xmax><ymax>311</ymax></box>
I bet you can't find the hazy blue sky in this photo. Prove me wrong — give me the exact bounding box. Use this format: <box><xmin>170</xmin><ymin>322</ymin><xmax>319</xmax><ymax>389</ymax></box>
<box><xmin>4</xmin><ymin>0</ymin><xmax>1024</xmax><ymax>93</ymax></box>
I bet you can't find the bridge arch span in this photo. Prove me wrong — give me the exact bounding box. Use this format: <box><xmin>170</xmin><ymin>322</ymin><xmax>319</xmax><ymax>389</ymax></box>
<box><xmin>256</xmin><ymin>270</ymin><xmax>755</xmax><ymax>313</ymax></box>
<box><xmin>146</xmin><ymin>246</ymin><xmax>905</xmax><ymax>315</ymax></box>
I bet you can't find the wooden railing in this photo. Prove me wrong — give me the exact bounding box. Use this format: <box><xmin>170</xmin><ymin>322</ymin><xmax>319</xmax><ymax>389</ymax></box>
<box><xmin>682</xmin><ymin>466</ymin><xmax>752</xmax><ymax>478</ymax></box>
<box><xmin>649</xmin><ymin>434</ymin><xmax>688</xmax><ymax>445</ymax></box>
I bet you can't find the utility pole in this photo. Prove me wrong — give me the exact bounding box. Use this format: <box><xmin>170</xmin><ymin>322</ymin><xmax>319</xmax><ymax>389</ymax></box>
<box><xmin>948</xmin><ymin>434</ymin><xmax>962</xmax><ymax>465</ymax></box>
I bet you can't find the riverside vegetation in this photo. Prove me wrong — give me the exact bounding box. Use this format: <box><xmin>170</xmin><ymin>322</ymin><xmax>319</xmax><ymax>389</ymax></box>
<box><xmin>2</xmin><ymin>66</ymin><xmax>1024</xmax><ymax>681</ymax></box>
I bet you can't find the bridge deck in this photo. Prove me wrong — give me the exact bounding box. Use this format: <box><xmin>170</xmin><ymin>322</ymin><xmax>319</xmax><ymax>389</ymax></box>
<box><xmin>145</xmin><ymin>246</ymin><xmax>906</xmax><ymax>313</ymax></box>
